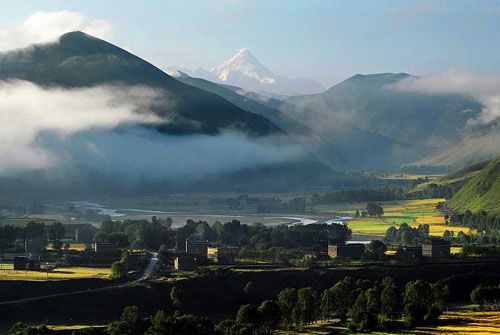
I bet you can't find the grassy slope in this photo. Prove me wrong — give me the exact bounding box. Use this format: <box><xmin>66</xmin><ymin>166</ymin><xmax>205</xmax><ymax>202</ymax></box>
<box><xmin>448</xmin><ymin>157</ymin><xmax>500</xmax><ymax>215</ymax></box>
<box><xmin>413</xmin><ymin>160</ymin><xmax>488</xmax><ymax>193</ymax></box>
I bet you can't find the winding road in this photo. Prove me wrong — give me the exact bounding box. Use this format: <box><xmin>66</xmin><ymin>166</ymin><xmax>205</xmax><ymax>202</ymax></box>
<box><xmin>0</xmin><ymin>252</ymin><xmax>159</xmax><ymax>306</ymax></box>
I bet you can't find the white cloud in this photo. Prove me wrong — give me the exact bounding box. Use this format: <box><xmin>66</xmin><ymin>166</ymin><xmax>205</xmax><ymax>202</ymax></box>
<box><xmin>0</xmin><ymin>80</ymin><xmax>162</xmax><ymax>173</ymax></box>
<box><xmin>394</xmin><ymin>68</ymin><xmax>500</xmax><ymax>124</ymax></box>
<box><xmin>0</xmin><ymin>80</ymin><xmax>303</xmax><ymax>182</ymax></box>
<box><xmin>0</xmin><ymin>11</ymin><xmax>113</xmax><ymax>52</ymax></box>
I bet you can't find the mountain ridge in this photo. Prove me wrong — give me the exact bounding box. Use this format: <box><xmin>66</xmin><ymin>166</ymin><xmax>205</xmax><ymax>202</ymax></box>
<box><xmin>0</xmin><ymin>31</ymin><xmax>282</xmax><ymax>136</ymax></box>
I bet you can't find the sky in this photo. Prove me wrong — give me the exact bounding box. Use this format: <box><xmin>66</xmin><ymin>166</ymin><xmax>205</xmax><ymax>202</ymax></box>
<box><xmin>1</xmin><ymin>0</ymin><xmax>500</xmax><ymax>86</ymax></box>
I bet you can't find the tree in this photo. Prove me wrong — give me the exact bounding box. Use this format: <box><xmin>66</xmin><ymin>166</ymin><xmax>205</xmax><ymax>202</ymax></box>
<box><xmin>24</xmin><ymin>221</ymin><xmax>46</xmax><ymax>240</ymax></box>
<box><xmin>110</xmin><ymin>260</ymin><xmax>127</xmax><ymax>279</ymax></box>
<box><xmin>349</xmin><ymin>290</ymin><xmax>378</xmax><ymax>331</ymax></box>
<box><xmin>296</xmin><ymin>287</ymin><xmax>318</xmax><ymax>325</ymax></box>
<box><xmin>8</xmin><ymin>323</ymin><xmax>51</xmax><ymax>335</ymax></box>
<box><xmin>470</xmin><ymin>284</ymin><xmax>485</xmax><ymax>306</ymax></box>
<box><xmin>320</xmin><ymin>288</ymin><xmax>335</xmax><ymax>320</ymax></box>
<box><xmin>147</xmin><ymin>312</ymin><xmax>214</xmax><ymax>335</ymax></box>
<box><xmin>403</xmin><ymin>280</ymin><xmax>434</xmax><ymax>326</ymax></box>
<box><xmin>48</xmin><ymin>222</ymin><xmax>65</xmax><ymax>252</ymax></box>
<box><xmin>243</xmin><ymin>281</ymin><xmax>254</xmax><ymax>296</ymax></box>
<box><xmin>366</xmin><ymin>203</ymin><xmax>384</xmax><ymax>217</ymax></box>
<box><xmin>147</xmin><ymin>310</ymin><xmax>170</xmax><ymax>335</ymax></box>
<box><xmin>107</xmin><ymin>306</ymin><xmax>145</xmax><ymax>335</ymax></box>
<box><xmin>236</xmin><ymin>304</ymin><xmax>260</xmax><ymax>327</ymax></box>
<box><xmin>431</xmin><ymin>280</ymin><xmax>449</xmax><ymax>311</ymax></box>
<box><xmin>277</xmin><ymin>288</ymin><xmax>297</xmax><ymax>325</ymax></box>
<box><xmin>364</xmin><ymin>240</ymin><xmax>387</xmax><ymax>261</ymax></box>
<box><xmin>380</xmin><ymin>277</ymin><xmax>399</xmax><ymax>320</ymax></box>
<box><xmin>170</xmin><ymin>287</ymin><xmax>183</xmax><ymax>311</ymax></box>
<box><xmin>354</xmin><ymin>209</ymin><xmax>360</xmax><ymax>218</ymax></box>
<box><xmin>330</xmin><ymin>279</ymin><xmax>354</xmax><ymax>321</ymax></box>
<box><xmin>365</xmin><ymin>286</ymin><xmax>381</xmax><ymax>315</ymax></box>
<box><xmin>258</xmin><ymin>300</ymin><xmax>282</xmax><ymax>328</ymax></box>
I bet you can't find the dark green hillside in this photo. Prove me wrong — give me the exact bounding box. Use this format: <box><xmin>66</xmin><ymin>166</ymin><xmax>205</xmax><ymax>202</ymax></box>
<box><xmin>448</xmin><ymin>158</ymin><xmax>500</xmax><ymax>215</ymax></box>
<box><xmin>0</xmin><ymin>31</ymin><xmax>280</xmax><ymax>136</ymax></box>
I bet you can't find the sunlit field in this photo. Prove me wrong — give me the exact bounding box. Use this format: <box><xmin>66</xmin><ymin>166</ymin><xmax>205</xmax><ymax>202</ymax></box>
<box><xmin>46</xmin><ymin>242</ymin><xmax>87</xmax><ymax>251</ymax></box>
<box><xmin>343</xmin><ymin>199</ymin><xmax>473</xmax><ymax>236</ymax></box>
<box><xmin>0</xmin><ymin>265</ymin><xmax>110</xmax><ymax>281</ymax></box>
<box><xmin>275</xmin><ymin>310</ymin><xmax>500</xmax><ymax>334</ymax></box>
<box><xmin>410</xmin><ymin>310</ymin><xmax>500</xmax><ymax>335</ymax></box>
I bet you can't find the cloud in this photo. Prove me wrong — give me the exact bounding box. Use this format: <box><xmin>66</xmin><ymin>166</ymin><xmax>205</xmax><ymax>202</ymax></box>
<box><xmin>0</xmin><ymin>80</ymin><xmax>304</xmax><ymax>183</ymax></box>
<box><xmin>0</xmin><ymin>80</ymin><xmax>162</xmax><ymax>173</ymax></box>
<box><xmin>0</xmin><ymin>11</ymin><xmax>113</xmax><ymax>52</ymax></box>
<box><xmin>394</xmin><ymin>68</ymin><xmax>500</xmax><ymax>124</ymax></box>
<box><xmin>41</xmin><ymin>129</ymin><xmax>304</xmax><ymax>183</ymax></box>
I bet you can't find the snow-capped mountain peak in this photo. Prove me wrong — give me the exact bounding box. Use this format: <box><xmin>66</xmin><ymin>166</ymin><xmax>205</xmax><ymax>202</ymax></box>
<box><xmin>210</xmin><ymin>48</ymin><xmax>276</xmax><ymax>84</ymax></box>
<box><xmin>168</xmin><ymin>49</ymin><xmax>324</xmax><ymax>95</ymax></box>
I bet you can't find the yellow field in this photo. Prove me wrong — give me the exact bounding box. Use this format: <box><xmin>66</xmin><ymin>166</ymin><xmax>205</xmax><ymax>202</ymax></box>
<box><xmin>47</xmin><ymin>242</ymin><xmax>87</xmax><ymax>251</ymax></box>
<box><xmin>48</xmin><ymin>325</ymin><xmax>106</xmax><ymax>331</ymax></box>
<box><xmin>411</xmin><ymin>311</ymin><xmax>500</xmax><ymax>335</ymax></box>
<box><xmin>276</xmin><ymin>310</ymin><xmax>500</xmax><ymax>334</ymax></box>
<box><xmin>0</xmin><ymin>265</ymin><xmax>111</xmax><ymax>281</ymax></box>
<box><xmin>346</xmin><ymin>199</ymin><xmax>472</xmax><ymax>236</ymax></box>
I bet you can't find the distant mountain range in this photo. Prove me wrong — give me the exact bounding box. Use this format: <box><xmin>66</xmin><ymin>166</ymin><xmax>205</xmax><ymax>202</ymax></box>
<box><xmin>174</xmin><ymin>69</ymin><xmax>500</xmax><ymax>172</ymax></box>
<box><xmin>284</xmin><ymin>73</ymin><xmax>486</xmax><ymax>170</ymax></box>
<box><xmin>167</xmin><ymin>48</ymin><xmax>324</xmax><ymax>96</ymax></box>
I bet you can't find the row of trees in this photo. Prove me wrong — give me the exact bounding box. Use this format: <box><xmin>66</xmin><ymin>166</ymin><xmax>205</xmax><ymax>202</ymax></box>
<box><xmin>0</xmin><ymin>221</ymin><xmax>64</xmax><ymax>252</ymax></box>
<box><xmin>228</xmin><ymin>277</ymin><xmax>448</xmax><ymax>333</ymax></box>
<box><xmin>385</xmin><ymin>223</ymin><xmax>430</xmax><ymax>246</ymax></box>
<box><xmin>97</xmin><ymin>218</ymin><xmax>352</xmax><ymax>252</ymax></box>
<box><xmin>448</xmin><ymin>210</ymin><xmax>500</xmax><ymax>232</ymax></box>
<box><xmin>310</xmin><ymin>183</ymin><xmax>452</xmax><ymax>206</ymax></box>
<box><xmin>312</xmin><ymin>188</ymin><xmax>404</xmax><ymax>204</ymax></box>
<box><xmin>23</xmin><ymin>278</ymin><xmax>500</xmax><ymax>335</ymax></box>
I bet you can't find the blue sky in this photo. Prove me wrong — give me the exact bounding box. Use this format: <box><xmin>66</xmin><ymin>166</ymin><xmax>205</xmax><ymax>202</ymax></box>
<box><xmin>1</xmin><ymin>0</ymin><xmax>500</xmax><ymax>85</ymax></box>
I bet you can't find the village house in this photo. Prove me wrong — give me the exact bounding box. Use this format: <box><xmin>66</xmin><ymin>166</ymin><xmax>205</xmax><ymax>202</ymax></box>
<box><xmin>185</xmin><ymin>239</ymin><xmax>209</xmax><ymax>256</ymax></box>
<box><xmin>13</xmin><ymin>255</ymin><xmax>41</xmax><ymax>270</ymax></box>
<box><xmin>174</xmin><ymin>255</ymin><xmax>198</xmax><ymax>271</ymax></box>
<box><xmin>93</xmin><ymin>242</ymin><xmax>122</xmax><ymax>259</ymax></box>
<box><xmin>207</xmin><ymin>245</ymin><xmax>239</xmax><ymax>264</ymax></box>
<box><xmin>422</xmin><ymin>239</ymin><xmax>451</xmax><ymax>259</ymax></box>
<box><xmin>328</xmin><ymin>243</ymin><xmax>365</xmax><ymax>260</ymax></box>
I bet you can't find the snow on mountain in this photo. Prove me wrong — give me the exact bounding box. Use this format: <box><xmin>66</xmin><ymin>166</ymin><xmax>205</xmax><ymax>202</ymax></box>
<box><xmin>211</xmin><ymin>48</ymin><xmax>276</xmax><ymax>84</ymax></box>
<box><xmin>167</xmin><ymin>49</ymin><xmax>324</xmax><ymax>96</ymax></box>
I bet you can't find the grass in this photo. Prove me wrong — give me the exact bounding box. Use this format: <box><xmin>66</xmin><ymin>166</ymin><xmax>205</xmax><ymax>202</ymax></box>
<box><xmin>448</xmin><ymin>158</ymin><xmax>500</xmax><ymax>215</ymax></box>
<box><xmin>343</xmin><ymin>199</ymin><xmax>472</xmax><ymax>236</ymax></box>
<box><xmin>0</xmin><ymin>266</ymin><xmax>111</xmax><ymax>281</ymax></box>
